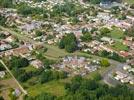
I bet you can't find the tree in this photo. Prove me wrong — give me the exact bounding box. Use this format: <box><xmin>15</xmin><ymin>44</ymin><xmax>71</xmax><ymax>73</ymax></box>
<box><xmin>80</xmin><ymin>32</ymin><xmax>92</xmax><ymax>42</ymax></box>
<box><xmin>92</xmin><ymin>73</ymin><xmax>102</xmax><ymax>81</ymax></box>
<box><xmin>130</xmin><ymin>4</ymin><xmax>134</xmax><ymax>9</ymax></box>
<box><xmin>100</xmin><ymin>50</ymin><xmax>110</xmax><ymax>57</ymax></box>
<box><xmin>58</xmin><ymin>33</ymin><xmax>77</xmax><ymax>53</ymax></box>
<box><xmin>100</xmin><ymin>59</ymin><xmax>110</xmax><ymax>67</ymax></box>
<box><xmin>69</xmin><ymin>17</ymin><xmax>79</xmax><ymax>25</ymax></box>
<box><xmin>109</xmin><ymin>52</ymin><xmax>126</xmax><ymax>62</ymax></box>
<box><xmin>25</xmin><ymin>77</ymin><xmax>134</xmax><ymax>100</ymax></box>
<box><xmin>89</xmin><ymin>0</ymin><xmax>101</xmax><ymax>4</ymax></box>
<box><xmin>25</xmin><ymin>92</ymin><xmax>55</xmax><ymax>100</ymax></box>
<box><xmin>40</xmin><ymin>70</ymin><xmax>52</xmax><ymax>83</ymax></box>
<box><xmin>58</xmin><ymin>38</ymin><xmax>65</xmax><ymax>49</ymax></box>
<box><xmin>0</xmin><ymin>96</ymin><xmax>4</xmax><ymax>100</ymax></box>
<box><xmin>17</xmin><ymin>3</ymin><xmax>43</xmax><ymax>16</ymax></box>
<box><xmin>0</xmin><ymin>62</ymin><xmax>5</xmax><ymax>71</ymax></box>
<box><xmin>9</xmin><ymin>56</ymin><xmax>29</xmax><ymax>69</ymax></box>
<box><xmin>0</xmin><ymin>15</ymin><xmax>6</xmax><ymax>26</ymax></box>
<box><xmin>0</xmin><ymin>0</ymin><xmax>13</xmax><ymax>8</ymax></box>
<box><xmin>35</xmin><ymin>93</ymin><xmax>55</xmax><ymax>100</ymax></box>
<box><xmin>65</xmin><ymin>42</ymin><xmax>77</xmax><ymax>53</ymax></box>
<box><xmin>100</xmin><ymin>27</ymin><xmax>110</xmax><ymax>36</ymax></box>
<box><xmin>35</xmin><ymin>30</ymin><xmax>43</xmax><ymax>37</ymax></box>
<box><xmin>125</xmin><ymin>26</ymin><xmax>134</xmax><ymax>37</ymax></box>
<box><xmin>33</xmin><ymin>0</ymin><xmax>47</xmax><ymax>2</ymax></box>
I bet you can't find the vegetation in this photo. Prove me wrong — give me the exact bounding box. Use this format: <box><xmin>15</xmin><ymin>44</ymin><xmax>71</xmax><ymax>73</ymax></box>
<box><xmin>26</xmin><ymin>80</ymin><xmax>66</xmax><ymax>97</ymax></box>
<box><xmin>9</xmin><ymin>56</ymin><xmax>29</xmax><ymax>69</ymax></box>
<box><xmin>0</xmin><ymin>0</ymin><xmax>13</xmax><ymax>8</ymax></box>
<box><xmin>125</xmin><ymin>26</ymin><xmax>134</xmax><ymax>37</ymax></box>
<box><xmin>111</xmin><ymin>42</ymin><xmax>129</xmax><ymax>51</ymax></box>
<box><xmin>109</xmin><ymin>27</ymin><xmax>124</xmax><ymax>39</ymax></box>
<box><xmin>0</xmin><ymin>15</ymin><xmax>7</xmax><ymax>26</ymax></box>
<box><xmin>85</xmin><ymin>0</ymin><xmax>101</xmax><ymax>4</ymax></box>
<box><xmin>33</xmin><ymin>0</ymin><xmax>47</xmax><ymax>2</ymax></box>
<box><xmin>25</xmin><ymin>75</ymin><xmax>134</xmax><ymax>100</ymax></box>
<box><xmin>99</xmin><ymin>50</ymin><xmax>126</xmax><ymax>62</ymax></box>
<box><xmin>35</xmin><ymin>52</ymin><xmax>55</xmax><ymax>69</ymax></box>
<box><xmin>39</xmin><ymin>70</ymin><xmax>67</xmax><ymax>84</ymax></box>
<box><xmin>35</xmin><ymin>30</ymin><xmax>43</xmax><ymax>37</ymax></box>
<box><xmin>17</xmin><ymin>3</ymin><xmax>43</xmax><ymax>16</ymax></box>
<box><xmin>123</xmin><ymin>0</ymin><xmax>134</xmax><ymax>4</ymax></box>
<box><xmin>58</xmin><ymin>33</ymin><xmax>77</xmax><ymax>53</ymax></box>
<box><xmin>52</xmin><ymin>2</ymin><xmax>78</xmax><ymax>17</ymax></box>
<box><xmin>0</xmin><ymin>62</ymin><xmax>5</xmax><ymax>71</ymax></box>
<box><xmin>0</xmin><ymin>96</ymin><xmax>4</xmax><ymax>100</ymax></box>
<box><xmin>100</xmin><ymin>59</ymin><xmax>110</xmax><ymax>67</ymax></box>
<box><xmin>80</xmin><ymin>29</ymin><xmax>92</xmax><ymax>42</ymax></box>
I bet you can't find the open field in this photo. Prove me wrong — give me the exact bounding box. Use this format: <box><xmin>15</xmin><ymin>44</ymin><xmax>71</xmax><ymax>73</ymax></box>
<box><xmin>108</xmin><ymin>27</ymin><xmax>124</xmax><ymax>39</ymax></box>
<box><xmin>123</xmin><ymin>0</ymin><xmax>134</xmax><ymax>4</ymax></box>
<box><xmin>24</xmin><ymin>80</ymin><xmax>66</xmax><ymax>97</ymax></box>
<box><xmin>111</xmin><ymin>41</ymin><xmax>129</xmax><ymax>51</ymax></box>
<box><xmin>0</xmin><ymin>78</ymin><xmax>19</xmax><ymax>100</ymax></box>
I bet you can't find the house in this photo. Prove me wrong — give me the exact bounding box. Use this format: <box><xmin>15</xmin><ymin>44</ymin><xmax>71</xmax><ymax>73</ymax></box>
<box><xmin>2</xmin><ymin>31</ymin><xmax>10</xmax><ymax>37</ymax></box>
<box><xmin>20</xmin><ymin>21</ymin><xmax>43</xmax><ymax>32</ymax></box>
<box><xmin>125</xmin><ymin>36</ymin><xmax>133</xmax><ymax>41</ymax></box>
<box><xmin>30</xmin><ymin>59</ymin><xmax>44</xmax><ymax>69</ymax></box>
<box><xmin>101</xmin><ymin>37</ymin><xmax>114</xmax><ymax>44</ymax></box>
<box><xmin>123</xmin><ymin>65</ymin><xmax>131</xmax><ymax>70</ymax></box>
<box><xmin>129</xmin><ymin>79</ymin><xmax>134</xmax><ymax>85</ymax></box>
<box><xmin>121</xmin><ymin>77</ymin><xmax>130</xmax><ymax>83</ymax></box>
<box><xmin>47</xmin><ymin>40</ymin><xmax>54</xmax><ymax>45</ymax></box>
<box><xmin>12</xmin><ymin>89</ymin><xmax>21</xmax><ymax>97</ymax></box>
<box><xmin>115</xmin><ymin>71</ymin><xmax>127</xmax><ymax>79</ymax></box>
<box><xmin>13</xmin><ymin>46</ymin><xmax>31</xmax><ymax>55</ymax></box>
<box><xmin>0</xmin><ymin>71</ymin><xmax>5</xmax><ymax>78</ymax></box>
<box><xmin>0</xmin><ymin>42</ymin><xmax>12</xmax><ymax>51</ymax></box>
<box><xmin>127</xmin><ymin>59</ymin><xmax>134</xmax><ymax>65</ymax></box>
<box><xmin>119</xmin><ymin>51</ymin><xmax>129</xmax><ymax>57</ymax></box>
<box><xmin>4</xmin><ymin>35</ymin><xmax>15</xmax><ymax>42</ymax></box>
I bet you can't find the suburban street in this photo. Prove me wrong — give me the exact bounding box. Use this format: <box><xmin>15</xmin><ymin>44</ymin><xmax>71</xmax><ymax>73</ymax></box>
<box><xmin>102</xmin><ymin>60</ymin><xmax>124</xmax><ymax>86</ymax></box>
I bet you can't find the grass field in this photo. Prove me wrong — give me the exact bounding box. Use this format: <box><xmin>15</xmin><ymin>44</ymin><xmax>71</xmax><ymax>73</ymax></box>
<box><xmin>22</xmin><ymin>65</ymin><xmax>37</xmax><ymax>72</ymax></box>
<box><xmin>25</xmin><ymin>80</ymin><xmax>66</xmax><ymax>97</ymax></box>
<box><xmin>44</xmin><ymin>44</ymin><xmax>103</xmax><ymax>60</ymax></box>
<box><xmin>111</xmin><ymin>41</ymin><xmax>129</xmax><ymax>51</ymax></box>
<box><xmin>108</xmin><ymin>27</ymin><xmax>124</xmax><ymax>39</ymax></box>
<box><xmin>123</xmin><ymin>0</ymin><xmax>134</xmax><ymax>4</ymax></box>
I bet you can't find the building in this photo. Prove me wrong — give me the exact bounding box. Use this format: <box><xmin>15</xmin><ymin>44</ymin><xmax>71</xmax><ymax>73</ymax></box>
<box><xmin>30</xmin><ymin>59</ymin><xmax>44</xmax><ymax>69</ymax></box>
<box><xmin>101</xmin><ymin>37</ymin><xmax>114</xmax><ymax>44</ymax></box>
<box><xmin>0</xmin><ymin>71</ymin><xmax>5</xmax><ymax>78</ymax></box>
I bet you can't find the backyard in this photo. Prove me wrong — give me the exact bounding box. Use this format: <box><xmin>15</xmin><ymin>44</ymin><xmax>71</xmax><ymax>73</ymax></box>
<box><xmin>111</xmin><ymin>41</ymin><xmax>129</xmax><ymax>51</ymax></box>
<box><xmin>108</xmin><ymin>27</ymin><xmax>124</xmax><ymax>39</ymax></box>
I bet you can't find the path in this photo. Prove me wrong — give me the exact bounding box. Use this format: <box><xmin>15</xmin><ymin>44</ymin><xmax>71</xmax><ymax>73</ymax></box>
<box><xmin>0</xmin><ymin>60</ymin><xmax>27</xmax><ymax>95</ymax></box>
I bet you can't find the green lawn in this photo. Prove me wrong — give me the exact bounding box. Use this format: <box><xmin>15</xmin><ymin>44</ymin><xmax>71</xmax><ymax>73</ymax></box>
<box><xmin>26</xmin><ymin>80</ymin><xmax>66</xmax><ymax>97</ymax></box>
<box><xmin>22</xmin><ymin>65</ymin><xmax>37</xmax><ymax>72</ymax></box>
<box><xmin>123</xmin><ymin>0</ymin><xmax>134</xmax><ymax>4</ymax></box>
<box><xmin>44</xmin><ymin>44</ymin><xmax>69</xmax><ymax>59</ymax></box>
<box><xmin>44</xmin><ymin>44</ymin><xmax>103</xmax><ymax>60</ymax></box>
<box><xmin>108</xmin><ymin>27</ymin><xmax>124</xmax><ymax>39</ymax></box>
<box><xmin>111</xmin><ymin>42</ymin><xmax>129</xmax><ymax>51</ymax></box>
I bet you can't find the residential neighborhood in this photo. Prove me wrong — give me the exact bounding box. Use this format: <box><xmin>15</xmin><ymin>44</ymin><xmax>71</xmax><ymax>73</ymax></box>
<box><xmin>0</xmin><ymin>0</ymin><xmax>134</xmax><ymax>100</ymax></box>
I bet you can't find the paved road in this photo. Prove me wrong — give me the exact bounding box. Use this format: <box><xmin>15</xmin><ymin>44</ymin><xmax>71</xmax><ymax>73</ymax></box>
<box><xmin>102</xmin><ymin>60</ymin><xmax>125</xmax><ymax>86</ymax></box>
<box><xmin>0</xmin><ymin>60</ymin><xmax>27</xmax><ymax>95</ymax></box>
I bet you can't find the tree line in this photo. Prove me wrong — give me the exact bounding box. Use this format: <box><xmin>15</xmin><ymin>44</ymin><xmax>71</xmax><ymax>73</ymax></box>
<box><xmin>25</xmin><ymin>75</ymin><xmax>134</xmax><ymax>100</ymax></box>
